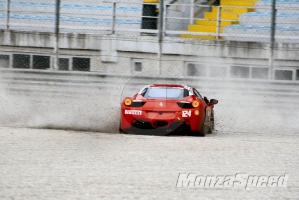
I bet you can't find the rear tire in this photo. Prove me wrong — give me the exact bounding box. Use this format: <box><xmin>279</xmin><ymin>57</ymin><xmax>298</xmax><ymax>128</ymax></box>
<box><xmin>194</xmin><ymin>114</ymin><xmax>208</xmax><ymax>137</ymax></box>
<box><xmin>199</xmin><ymin>120</ymin><xmax>208</xmax><ymax>137</ymax></box>
<box><xmin>119</xmin><ymin>123</ymin><xmax>127</xmax><ymax>134</ymax></box>
<box><xmin>208</xmin><ymin>110</ymin><xmax>214</xmax><ymax>134</ymax></box>
<box><xmin>119</xmin><ymin>126</ymin><xmax>124</xmax><ymax>133</ymax></box>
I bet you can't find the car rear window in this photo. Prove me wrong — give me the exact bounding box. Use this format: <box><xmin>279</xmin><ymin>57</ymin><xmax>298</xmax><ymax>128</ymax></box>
<box><xmin>143</xmin><ymin>88</ymin><xmax>189</xmax><ymax>99</ymax></box>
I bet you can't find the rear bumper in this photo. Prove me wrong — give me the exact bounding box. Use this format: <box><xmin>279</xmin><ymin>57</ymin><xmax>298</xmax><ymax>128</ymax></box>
<box><xmin>130</xmin><ymin>120</ymin><xmax>191</xmax><ymax>135</ymax></box>
<box><xmin>132</xmin><ymin>119</ymin><xmax>189</xmax><ymax>129</ymax></box>
<box><xmin>120</xmin><ymin>109</ymin><xmax>203</xmax><ymax>133</ymax></box>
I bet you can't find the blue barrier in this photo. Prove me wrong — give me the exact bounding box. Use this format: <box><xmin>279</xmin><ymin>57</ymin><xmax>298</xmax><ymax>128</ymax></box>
<box><xmin>0</xmin><ymin>1</ymin><xmax>143</xmax><ymax>25</ymax></box>
<box><xmin>228</xmin><ymin>24</ymin><xmax>299</xmax><ymax>31</ymax></box>
<box><xmin>7</xmin><ymin>14</ymin><xmax>141</xmax><ymax>24</ymax></box>
<box><xmin>244</xmin><ymin>12</ymin><xmax>299</xmax><ymax>18</ymax></box>
<box><xmin>0</xmin><ymin>1</ymin><xmax>142</xmax><ymax>11</ymax></box>
<box><xmin>261</xmin><ymin>0</ymin><xmax>299</xmax><ymax>3</ymax></box>
<box><xmin>243</xmin><ymin>12</ymin><xmax>270</xmax><ymax>16</ymax></box>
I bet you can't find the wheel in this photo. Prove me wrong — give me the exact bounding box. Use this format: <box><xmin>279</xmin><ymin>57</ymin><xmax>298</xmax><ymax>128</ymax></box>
<box><xmin>199</xmin><ymin>117</ymin><xmax>208</xmax><ymax>137</ymax></box>
<box><xmin>208</xmin><ymin>110</ymin><xmax>215</xmax><ymax>134</ymax></box>
<box><xmin>194</xmin><ymin>114</ymin><xmax>208</xmax><ymax>137</ymax></box>
<box><xmin>119</xmin><ymin>123</ymin><xmax>127</xmax><ymax>134</ymax></box>
<box><xmin>119</xmin><ymin>126</ymin><xmax>124</xmax><ymax>133</ymax></box>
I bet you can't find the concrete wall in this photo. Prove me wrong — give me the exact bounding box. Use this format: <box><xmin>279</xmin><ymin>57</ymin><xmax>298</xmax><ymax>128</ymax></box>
<box><xmin>0</xmin><ymin>30</ymin><xmax>299</xmax><ymax>77</ymax></box>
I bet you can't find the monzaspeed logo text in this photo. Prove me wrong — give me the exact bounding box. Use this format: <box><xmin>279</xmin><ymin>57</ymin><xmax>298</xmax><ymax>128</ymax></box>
<box><xmin>176</xmin><ymin>173</ymin><xmax>289</xmax><ymax>190</ymax></box>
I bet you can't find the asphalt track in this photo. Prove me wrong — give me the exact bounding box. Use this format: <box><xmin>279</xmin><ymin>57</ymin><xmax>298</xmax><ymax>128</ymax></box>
<box><xmin>0</xmin><ymin>80</ymin><xmax>299</xmax><ymax>199</ymax></box>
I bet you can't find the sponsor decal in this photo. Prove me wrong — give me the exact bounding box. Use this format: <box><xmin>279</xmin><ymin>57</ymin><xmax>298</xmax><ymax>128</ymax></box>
<box><xmin>182</xmin><ymin>110</ymin><xmax>191</xmax><ymax>117</ymax></box>
<box><xmin>125</xmin><ymin>110</ymin><xmax>142</xmax><ymax>115</ymax></box>
<box><xmin>159</xmin><ymin>102</ymin><xmax>163</xmax><ymax>107</ymax></box>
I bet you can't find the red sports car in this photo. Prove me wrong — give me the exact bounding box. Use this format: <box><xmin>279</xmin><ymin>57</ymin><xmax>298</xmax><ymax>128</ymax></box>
<box><xmin>119</xmin><ymin>84</ymin><xmax>218</xmax><ymax>136</ymax></box>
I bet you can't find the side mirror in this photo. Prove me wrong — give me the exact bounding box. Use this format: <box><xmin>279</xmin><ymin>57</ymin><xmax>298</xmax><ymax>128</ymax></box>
<box><xmin>210</xmin><ymin>99</ymin><xmax>218</xmax><ymax>105</ymax></box>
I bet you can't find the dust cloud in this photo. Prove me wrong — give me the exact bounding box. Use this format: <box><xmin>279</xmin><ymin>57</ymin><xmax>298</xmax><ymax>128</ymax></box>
<box><xmin>0</xmin><ymin>69</ymin><xmax>298</xmax><ymax>135</ymax></box>
<box><xmin>202</xmin><ymin>80</ymin><xmax>299</xmax><ymax>135</ymax></box>
<box><xmin>0</xmin><ymin>73</ymin><xmax>120</xmax><ymax>133</ymax></box>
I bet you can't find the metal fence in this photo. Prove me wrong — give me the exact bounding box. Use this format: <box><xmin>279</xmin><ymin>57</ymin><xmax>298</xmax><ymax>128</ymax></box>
<box><xmin>1</xmin><ymin>0</ymin><xmax>299</xmax><ymax>41</ymax></box>
<box><xmin>1</xmin><ymin>67</ymin><xmax>299</xmax><ymax>106</ymax></box>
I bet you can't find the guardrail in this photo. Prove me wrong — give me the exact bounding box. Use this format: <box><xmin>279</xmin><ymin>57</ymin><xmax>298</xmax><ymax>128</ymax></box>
<box><xmin>1</xmin><ymin>69</ymin><xmax>299</xmax><ymax>107</ymax></box>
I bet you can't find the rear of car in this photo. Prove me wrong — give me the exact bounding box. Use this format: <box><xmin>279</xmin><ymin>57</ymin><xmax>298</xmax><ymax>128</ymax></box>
<box><xmin>120</xmin><ymin>85</ymin><xmax>206</xmax><ymax>135</ymax></box>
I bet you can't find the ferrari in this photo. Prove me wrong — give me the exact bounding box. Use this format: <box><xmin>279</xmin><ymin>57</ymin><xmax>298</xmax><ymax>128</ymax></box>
<box><xmin>119</xmin><ymin>84</ymin><xmax>218</xmax><ymax>136</ymax></box>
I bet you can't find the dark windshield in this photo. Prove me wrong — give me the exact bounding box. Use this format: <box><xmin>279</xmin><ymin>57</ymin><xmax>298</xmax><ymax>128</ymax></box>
<box><xmin>143</xmin><ymin>88</ymin><xmax>189</xmax><ymax>99</ymax></box>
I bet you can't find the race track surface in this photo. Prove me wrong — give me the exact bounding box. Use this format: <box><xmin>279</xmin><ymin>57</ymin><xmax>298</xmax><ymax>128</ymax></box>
<box><xmin>0</xmin><ymin>76</ymin><xmax>299</xmax><ymax>199</ymax></box>
<box><xmin>0</xmin><ymin>126</ymin><xmax>298</xmax><ymax>199</ymax></box>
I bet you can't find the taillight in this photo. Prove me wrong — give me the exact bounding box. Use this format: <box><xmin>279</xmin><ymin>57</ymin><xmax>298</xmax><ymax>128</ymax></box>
<box><xmin>192</xmin><ymin>100</ymin><xmax>200</xmax><ymax>108</ymax></box>
<box><xmin>124</xmin><ymin>98</ymin><xmax>132</xmax><ymax>106</ymax></box>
